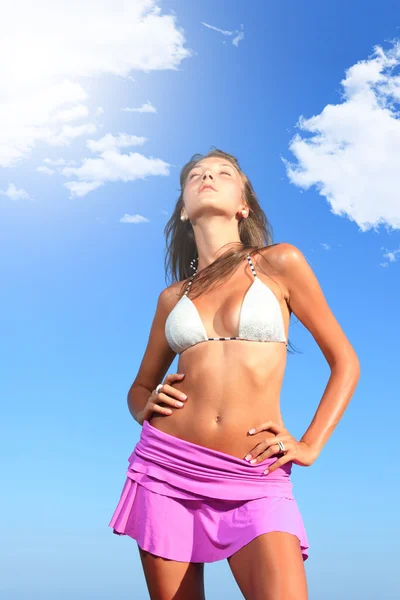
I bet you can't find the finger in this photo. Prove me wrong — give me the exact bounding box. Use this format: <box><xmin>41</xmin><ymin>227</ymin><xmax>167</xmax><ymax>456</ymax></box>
<box><xmin>264</xmin><ymin>456</ymin><xmax>291</xmax><ymax>475</ymax></box>
<box><xmin>165</xmin><ymin>373</ymin><xmax>185</xmax><ymax>383</ymax></box>
<box><xmin>149</xmin><ymin>402</ymin><xmax>173</xmax><ymax>416</ymax></box>
<box><xmin>248</xmin><ymin>448</ymin><xmax>280</xmax><ymax>465</ymax></box>
<box><xmin>248</xmin><ymin>420</ymin><xmax>284</xmax><ymax>436</ymax></box>
<box><xmin>159</xmin><ymin>384</ymin><xmax>187</xmax><ymax>401</ymax></box>
<box><xmin>263</xmin><ymin>435</ymin><xmax>291</xmax><ymax>450</ymax></box>
<box><xmin>156</xmin><ymin>393</ymin><xmax>186</xmax><ymax>408</ymax></box>
<box><xmin>261</xmin><ymin>436</ymin><xmax>292</xmax><ymax>460</ymax></box>
<box><xmin>245</xmin><ymin>435</ymin><xmax>291</xmax><ymax>462</ymax></box>
<box><xmin>246</xmin><ymin>441</ymin><xmax>289</xmax><ymax>464</ymax></box>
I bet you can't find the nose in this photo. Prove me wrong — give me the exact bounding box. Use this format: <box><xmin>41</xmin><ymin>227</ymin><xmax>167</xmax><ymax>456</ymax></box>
<box><xmin>202</xmin><ymin>170</ymin><xmax>214</xmax><ymax>181</ymax></box>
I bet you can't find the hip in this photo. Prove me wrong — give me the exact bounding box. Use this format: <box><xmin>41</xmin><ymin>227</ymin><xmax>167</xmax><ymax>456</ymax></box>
<box><xmin>130</xmin><ymin>419</ymin><xmax>294</xmax><ymax>502</ymax></box>
<box><xmin>149</xmin><ymin>403</ymin><xmax>284</xmax><ymax>460</ymax></box>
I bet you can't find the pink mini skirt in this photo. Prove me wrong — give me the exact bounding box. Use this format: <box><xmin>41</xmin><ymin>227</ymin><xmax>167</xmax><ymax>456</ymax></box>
<box><xmin>108</xmin><ymin>420</ymin><xmax>309</xmax><ymax>563</ymax></box>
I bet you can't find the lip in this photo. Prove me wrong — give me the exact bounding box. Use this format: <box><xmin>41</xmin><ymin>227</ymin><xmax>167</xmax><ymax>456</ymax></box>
<box><xmin>199</xmin><ymin>184</ymin><xmax>217</xmax><ymax>192</ymax></box>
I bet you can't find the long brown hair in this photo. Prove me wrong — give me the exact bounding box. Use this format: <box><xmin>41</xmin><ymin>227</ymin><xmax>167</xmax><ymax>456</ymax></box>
<box><xmin>163</xmin><ymin>147</ymin><xmax>298</xmax><ymax>354</ymax></box>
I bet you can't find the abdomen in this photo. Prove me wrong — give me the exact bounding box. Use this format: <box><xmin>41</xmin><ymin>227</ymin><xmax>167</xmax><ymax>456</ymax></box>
<box><xmin>149</xmin><ymin>340</ymin><xmax>287</xmax><ymax>459</ymax></box>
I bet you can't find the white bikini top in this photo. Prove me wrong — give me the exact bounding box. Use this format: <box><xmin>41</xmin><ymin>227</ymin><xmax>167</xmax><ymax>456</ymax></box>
<box><xmin>165</xmin><ymin>253</ymin><xmax>288</xmax><ymax>355</ymax></box>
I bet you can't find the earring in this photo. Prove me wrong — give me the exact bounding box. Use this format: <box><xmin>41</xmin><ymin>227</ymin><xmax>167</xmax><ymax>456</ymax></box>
<box><xmin>180</xmin><ymin>215</ymin><xmax>186</xmax><ymax>221</ymax></box>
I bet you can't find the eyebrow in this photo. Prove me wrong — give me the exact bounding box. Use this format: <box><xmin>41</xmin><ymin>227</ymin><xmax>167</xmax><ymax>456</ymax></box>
<box><xmin>189</xmin><ymin>162</ymin><xmax>235</xmax><ymax>173</ymax></box>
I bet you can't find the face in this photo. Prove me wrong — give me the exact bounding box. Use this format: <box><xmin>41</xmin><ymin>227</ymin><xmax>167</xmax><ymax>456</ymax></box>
<box><xmin>181</xmin><ymin>157</ymin><xmax>248</xmax><ymax>223</ymax></box>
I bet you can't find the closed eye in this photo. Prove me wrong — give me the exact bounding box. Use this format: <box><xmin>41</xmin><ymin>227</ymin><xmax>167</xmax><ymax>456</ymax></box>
<box><xmin>189</xmin><ymin>170</ymin><xmax>231</xmax><ymax>179</ymax></box>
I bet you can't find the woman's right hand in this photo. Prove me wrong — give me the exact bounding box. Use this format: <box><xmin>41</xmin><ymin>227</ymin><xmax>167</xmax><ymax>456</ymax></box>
<box><xmin>136</xmin><ymin>373</ymin><xmax>188</xmax><ymax>426</ymax></box>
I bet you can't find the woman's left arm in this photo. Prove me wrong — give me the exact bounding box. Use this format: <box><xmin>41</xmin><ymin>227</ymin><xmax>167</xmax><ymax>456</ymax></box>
<box><xmin>277</xmin><ymin>243</ymin><xmax>361</xmax><ymax>456</ymax></box>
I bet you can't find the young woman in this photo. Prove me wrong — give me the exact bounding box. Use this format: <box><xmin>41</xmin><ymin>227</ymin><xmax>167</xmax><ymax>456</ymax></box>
<box><xmin>109</xmin><ymin>149</ymin><xmax>360</xmax><ymax>600</ymax></box>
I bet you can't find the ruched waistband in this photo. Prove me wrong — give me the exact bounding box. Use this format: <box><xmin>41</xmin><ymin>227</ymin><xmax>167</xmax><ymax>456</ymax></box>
<box><xmin>125</xmin><ymin>420</ymin><xmax>294</xmax><ymax>501</ymax></box>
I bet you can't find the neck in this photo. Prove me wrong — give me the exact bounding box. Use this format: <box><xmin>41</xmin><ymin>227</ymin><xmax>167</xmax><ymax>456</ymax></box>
<box><xmin>195</xmin><ymin>242</ymin><xmax>244</xmax><ymax>274</ymax></box>
<box><xmin>189</xmin><ymin>216</ymin><xmax>243</xmax><ymax>274</ymax></box>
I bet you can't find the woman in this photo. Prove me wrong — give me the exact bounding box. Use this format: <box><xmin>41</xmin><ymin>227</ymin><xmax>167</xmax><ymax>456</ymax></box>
<box><xmin>109</xmin><ymin>148</ymin><xmax>360</xmax><ymax>600</ymax></box>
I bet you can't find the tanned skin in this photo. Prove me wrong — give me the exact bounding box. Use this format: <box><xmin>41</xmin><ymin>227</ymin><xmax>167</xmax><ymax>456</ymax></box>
<box><xmin>128</xmin><ymin>156</ymin><xmax>360</xmax><ymax>600</ymax></box>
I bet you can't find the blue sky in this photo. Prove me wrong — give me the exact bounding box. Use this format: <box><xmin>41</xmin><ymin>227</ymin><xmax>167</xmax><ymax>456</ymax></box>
<box><xmin>1</xmin><ymin>1</ymin><xmax>399</xmax><ymax>599</ymax></box>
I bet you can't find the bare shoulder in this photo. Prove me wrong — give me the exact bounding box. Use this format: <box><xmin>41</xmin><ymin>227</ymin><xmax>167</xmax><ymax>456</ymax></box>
<box><xmin>260</xmin><ymin>243</ymin><xmax>359</xmax><ymax>368</ymax></box>
<box><xmin>259</xmin><ymin>242</ymin><xmax>305</xmax><ymax>268</ymax></box>
<box><xmin>257</xmin><ymin>242</ymin><xmax>302</xmax><ymax>299</ymax></box>
<box><xmin>159</xmin><ymin>279</ymin><xmax>187</xmax><ymax>312</ymax></box>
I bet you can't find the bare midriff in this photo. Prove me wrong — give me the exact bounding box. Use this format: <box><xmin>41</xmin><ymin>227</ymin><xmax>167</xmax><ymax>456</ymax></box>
<box><xmin>149</xmin><ymin>339</ymin><xmax>288</xmax><ymax>461</ymax></box>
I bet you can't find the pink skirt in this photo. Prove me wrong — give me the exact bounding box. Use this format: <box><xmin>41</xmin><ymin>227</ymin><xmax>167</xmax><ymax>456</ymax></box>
<box><xmin>108</xmin><ymin>420</ymin><xmax>309</xmax><ymax>563</ymax></box>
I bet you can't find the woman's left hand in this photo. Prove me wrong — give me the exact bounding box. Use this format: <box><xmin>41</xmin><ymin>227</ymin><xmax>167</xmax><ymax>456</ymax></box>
<box><xmin>244</xmin><ymin>420</ymin><xmax>319</xmax><ymax>474</ymax></box>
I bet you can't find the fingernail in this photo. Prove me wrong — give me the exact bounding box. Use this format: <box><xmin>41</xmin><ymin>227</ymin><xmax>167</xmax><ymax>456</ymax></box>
<box><xmin>250</xmin><ymin>458</ymin><xmax>257</xmax><ymax>464</ymax></box>
<box><xmin>180</xmin><ymin>394</ymin><xmax>187</xmax><ymax>400</ymax></box>
<box><xmin>248</xmin><ymin>428</ymin><xmax>256</xmax><ymax>434</ymax></box>
<box><xmin>264</xmin><ymin>469</ymin><xmax>269</xmax><ymax>475</ymax></box>
<box><xmin>244</xmin><ymin>454</ymin><xmax>252</xmax><ymax>461</ymax></box>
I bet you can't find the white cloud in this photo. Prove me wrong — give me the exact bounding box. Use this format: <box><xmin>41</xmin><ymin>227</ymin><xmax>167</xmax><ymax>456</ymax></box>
<box><xmin>120</xmin><ymin>213</ymin><xmax>150</xmax><ymax>223</ymax></box>
<box><xmin>380</xmin><ymin>246</ymin><xmax>400</xmax><ymax>267</ymax></box>
<box><xmin>283</xmin><ymin>42</ymin><xmax>400</xmax><ymax>233</ymax></box>
<box><xmin>0</xmin><ymin>183</ymin><xmax>31</xmax><ymax>200</ymax></box>
<box><xmin>232</xmin><ymin>28</ymin><xmax>245</xmax><ymax>48</ymax></box>
<box><xmin>122</xmin><ymin>101</ymin><xmax>157</xmax><ymax>113</ymax></box>
<box><xmin>385</xmin><ymin>249</ymin><xmax>400</xmax><ymax>261</ymax></box>
<box><xmin>64</xmin><ymin>180</ymin><xmax>104</xmax><ymax>197</ymax></box>
<box><xmin>47</xmin><ymin>123</ymin><xmax>98</xmax><ymax>147</ymax></box>
<box><xmin>38</xmin><ymin>132</ymin><xmax>169</xmax><ymax>197</ymax></box>
<box><xmin>86</xmin><ymin>133</ymin><xmax>148</xmax><ymax>153</ymax></box>
<box><xmin>37</xmin><ymin>166</ymin><xmax>55</xmax><ymax>175</ymax></box>
<box><xmin>43</xmin><ymin>158</ymin><xmax>77</xmax><ymax>166</ymax></box>
<box><xmin>61</xmin><ymin>150</ymin><xmax>170</xmax><ymax>198</ymax></box>
<box><xmin>0</xmin><ymin>79</ymin><xmax>92</xmax><ymax>167</ymax></box>
<box><xmin>202</xmin><ymin>22</ymin><xmax>244</xmax><ymax>46</ymax></box>
<box><xmin>201</xmin><ymin>23</ymin><xmax>233</xmax><ymax>36</ymax></box>
<box><xmin>321</xmin><ymin>243</ymin><xmax>331</xmax><ymax>250</ymax></box>
<box><xmin>0</xmin><ymin>1</ymin><xmax>192</xmax><ymax>168</ymax></box>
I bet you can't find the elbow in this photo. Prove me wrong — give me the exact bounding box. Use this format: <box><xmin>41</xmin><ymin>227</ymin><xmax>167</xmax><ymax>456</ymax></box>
<box><xmin>349</xmin><ymin>348</ymin><xmax>361</xmax><ymax>379</ymax></box>
<box><xmin>331</xmin><ymin>348</ymin><xmax>361</xmax><ymax>379</ymax></box>
<box><xmin>354</xmin><ymin>355</ymin><xmax>361</xmax><ymax>377</ymax></box>
<box><xmin>349</xmin><ymin>359</ymin><xmax>361</xmax><ymax>386</ymax></box>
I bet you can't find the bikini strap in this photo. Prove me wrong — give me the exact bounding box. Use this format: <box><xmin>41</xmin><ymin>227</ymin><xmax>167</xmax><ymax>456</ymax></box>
<box><xmin>185</xmin><ymin>254</ymin><xmax>256</xmax><ymax>295</ymax></box>
<box><xmin>183</xmin><ymin>275</ymin><xmax>195</xmax><ymax>296</ymax></box>
<box><xmin>246</xmin><ymin>253</ymin><xmax>257</xmax><ymax>278</ymax></box>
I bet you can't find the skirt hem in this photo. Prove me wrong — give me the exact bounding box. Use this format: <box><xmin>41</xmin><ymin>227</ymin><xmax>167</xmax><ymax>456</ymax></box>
<box><xmin>110</xmin><ymin>525</ymin><xmax>309</xmax><ymax>564</ymax></box>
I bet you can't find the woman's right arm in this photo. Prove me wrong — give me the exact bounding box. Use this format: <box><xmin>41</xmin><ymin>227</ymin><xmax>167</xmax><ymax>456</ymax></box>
<box><xmin>127</xmin><ymin>287</ymin><xmax>186</xmax><ymax>425</ymax></box>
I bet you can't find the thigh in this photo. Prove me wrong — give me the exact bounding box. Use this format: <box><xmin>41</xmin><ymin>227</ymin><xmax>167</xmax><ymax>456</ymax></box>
<box><xmin>227</xmin><ymin>532</ymin><xmax>308</xmax><ymax>600</ymax></box>
<box><xmin>138</xmin><ymin>545</ymin><xmax>206</xmax><ymax>600</ymax></box>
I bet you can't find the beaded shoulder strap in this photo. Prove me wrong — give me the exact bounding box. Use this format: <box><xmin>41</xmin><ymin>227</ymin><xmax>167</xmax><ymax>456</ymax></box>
<box><xmin>246</xmin><ymin>253</ymin><xmax>258</xmax><ymax>278</ymax></box>
<box><xmin>185</xmin><ymin>253</ymin><xmax>257</xmax><ymax>297</ymax></box>
<box><xmin>183</xmin><ymin>274</ymin><xmax>195</xmax><ymax>296</ymax></box>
